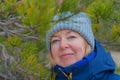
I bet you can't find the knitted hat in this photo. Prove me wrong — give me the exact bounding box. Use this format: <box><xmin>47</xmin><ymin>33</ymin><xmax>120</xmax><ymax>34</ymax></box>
<box><xmin>46</xmin><ymin>12</ymin><xmax>95</xmax><ymax>52</ymax></box>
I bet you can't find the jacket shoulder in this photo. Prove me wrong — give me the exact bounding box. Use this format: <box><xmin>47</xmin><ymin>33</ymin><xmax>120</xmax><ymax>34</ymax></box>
<box><xmin>109</xmin><ymin>73</ymin><xmax>120</xmax><ymax>80</ymax></box>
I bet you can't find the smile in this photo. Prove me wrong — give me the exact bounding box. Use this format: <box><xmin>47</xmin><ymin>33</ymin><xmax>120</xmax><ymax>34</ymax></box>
<box><xmin>60</xmin><ymin>53</ymin><xmax>73</xmax><ymax>58</ymax></box>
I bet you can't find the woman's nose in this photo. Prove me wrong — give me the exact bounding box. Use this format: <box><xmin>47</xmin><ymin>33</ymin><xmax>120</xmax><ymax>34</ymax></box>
<box><xmin>60</xmin><ymin>39</ymin><xmax>69</xmax><ymax>50</ymax></box>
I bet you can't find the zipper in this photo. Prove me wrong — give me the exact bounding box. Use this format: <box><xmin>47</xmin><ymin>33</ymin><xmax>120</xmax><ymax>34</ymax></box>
<box><xmin>58</xmin><ymin>68</ymin><xmax>72</xmax><ymax>80</ymax></box>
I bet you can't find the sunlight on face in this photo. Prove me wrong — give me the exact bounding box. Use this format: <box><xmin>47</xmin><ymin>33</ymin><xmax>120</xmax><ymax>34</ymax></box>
<box><xmin>50</xmin><ymin>29</ymin><xmax>91</xmax><ymax>67</ymax></box>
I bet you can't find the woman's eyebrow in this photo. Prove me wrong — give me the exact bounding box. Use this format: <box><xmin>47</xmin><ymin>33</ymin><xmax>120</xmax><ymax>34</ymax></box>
<box><xmin>51</xmin><ymin>35</ymin><xmax>59</xmax><ymax>41</ymax></box>
<box><xmin>51</xmin><ymin>35</ymin><xmax>58</xmax><ymax>38</ymax></box>
<box><xmin>51</xmin><ymin>30</ymin><xmax>74</xmax><ymax>38</ymax></box>
<box><xmin>66</xmin><ymin>30</ymin><xmax>74</xmax><ymax>34</ymax></box>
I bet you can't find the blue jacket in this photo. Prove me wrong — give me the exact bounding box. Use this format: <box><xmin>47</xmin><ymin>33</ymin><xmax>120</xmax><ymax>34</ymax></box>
<box><xmin>53</xmin><ymin>41</ymin><xmax>120</xmax><ymax>80</ymax></box>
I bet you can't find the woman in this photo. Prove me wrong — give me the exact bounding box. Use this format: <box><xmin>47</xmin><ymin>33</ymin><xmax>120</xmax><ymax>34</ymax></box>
<box><xmin>46</xmin><ymin>12</ymin><xmax>120</xmax><ymax>80</ymax></box>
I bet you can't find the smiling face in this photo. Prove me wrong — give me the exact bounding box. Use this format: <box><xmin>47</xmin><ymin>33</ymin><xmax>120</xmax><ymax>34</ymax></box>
<box><xmin>50</xmin><ymin>29</ymin><xmax>91</xmax><ymax>67</ymax></box>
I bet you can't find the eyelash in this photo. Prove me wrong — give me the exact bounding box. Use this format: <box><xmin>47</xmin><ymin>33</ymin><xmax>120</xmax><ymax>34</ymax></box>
<box><xmin>51</xmin><ymin>39</ymin><xmax>60</xmax><ymax>44</ymax></box>
<box><xmin>68</xmin><ymin>35</ymin><xmax>76</xmax><ymax>39</ymax></box>
<box><xmin>51</xmin><ymin>35</ymin><xmax>76</xmax><ymax>44</ymax></box>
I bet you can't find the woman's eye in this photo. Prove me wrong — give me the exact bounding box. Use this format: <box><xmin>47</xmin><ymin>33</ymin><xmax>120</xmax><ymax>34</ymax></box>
<box><xmin>51</xmin><ymin>39</ymin><xmax>60</xmax><ymax>44</ymax></box>
<box><xmin>68</xmin><ymin>36</ymin><xmax>76</xmax><ymax>39</ymax></box>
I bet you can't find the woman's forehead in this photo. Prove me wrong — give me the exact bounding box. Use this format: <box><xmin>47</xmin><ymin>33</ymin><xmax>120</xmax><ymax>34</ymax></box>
<box><xmin>52</xmin><ymin>29</ymin><xmax>78</xmax><ymax>36</ymax></box>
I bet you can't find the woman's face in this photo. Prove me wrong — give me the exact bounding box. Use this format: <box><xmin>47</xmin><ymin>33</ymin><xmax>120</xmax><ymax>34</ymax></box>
<box><xmin>51</xmin><ymin>29</ymin><xmax>91</xmax><ymax>67</ymax></box>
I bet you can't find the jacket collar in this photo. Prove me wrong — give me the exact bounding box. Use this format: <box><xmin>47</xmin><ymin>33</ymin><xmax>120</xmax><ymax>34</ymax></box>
<box><xmin>53</xmin><ymin>40</ymin><xmax>116</xmax><ymax>79</ymax></box>
<box><xmin>53</xmin><ymin>47</ymin><xmax>96</xmax><ymax>79</ymax></box>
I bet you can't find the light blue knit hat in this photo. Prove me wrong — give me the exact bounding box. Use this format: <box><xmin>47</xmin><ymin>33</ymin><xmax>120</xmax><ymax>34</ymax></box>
<box><xmin>46</xmin><ymin>12</ymin><xmax>95</xmax><ymax>52</ymax></box>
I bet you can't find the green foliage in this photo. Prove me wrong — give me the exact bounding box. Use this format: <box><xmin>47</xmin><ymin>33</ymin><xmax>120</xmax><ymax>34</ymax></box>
<box><xmin>57</xmin><ymin>0</ymin><xmax>81</xmax><ymax>13</ymax></box>
<box><xmin>85</xmin><ymin>0</ymin><xmax>120</xmax><ymax>46</ymax></box>
<box><xmin>7</xmin><ymin>36</ymin><xmax>22</xmax><ymax>47</ymax></box>
<box><xmin>20</xmin><ymin>42</ymin><xmax>40</xmax><ymax>77</ymax></box>
<box><xmin>4</xmin><ymin>0</ymin><xmax>56</xmax><ymax>38</ymax></box>
<box><xmin>0</xmin><ymin>37</ymin><xmax>6</xmax><ymax>43</ymax></box>
<box><xmin>19</xmin><ymin>42</ymin><xmax>50</xmax><ymax>79</ymax></box>
<box><xmin>116</xmin><ymin>69</ymin><xmax>120</xmax><ymax>74</ymax></box>
<box><xmin>0</xmin><ymin>1</ymin><xmax>11</xmax><ymax>19</ymax></box>
<box><xmin>21</xmin><ymin>0</ymin><xmax>55</xmax><ymax>37</ymax></box>
<box><xmin>112</xmin><ymin>24</ymin><xmax>120</xmax><ymax>39</ymax></box>
<box><xmin>86</xmin><ymin>0</ymin><xmax>114</xmax><ymax>21</ymax></box>
<box><xmin>5</xmin><ymin>39</ymin><xmax>51</xmax><ymax>79</ymax></box>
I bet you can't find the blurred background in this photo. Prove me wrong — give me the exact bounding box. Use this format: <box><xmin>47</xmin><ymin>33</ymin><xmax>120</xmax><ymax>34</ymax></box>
<box><xmin>0</xmin><ymin>0</ymin><xmax>120</xmax><ymax>80</ymax></box>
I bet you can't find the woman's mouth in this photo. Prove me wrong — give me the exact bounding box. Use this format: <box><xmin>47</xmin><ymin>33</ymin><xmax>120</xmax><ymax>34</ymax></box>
<box><xmin>60</xmin><ymin>53</ymin><xmax>73</xmax><ymax>58</ymax></box>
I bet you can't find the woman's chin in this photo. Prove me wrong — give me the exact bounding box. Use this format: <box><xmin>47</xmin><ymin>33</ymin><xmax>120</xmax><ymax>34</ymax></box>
<box><xmin>61</xmin><ymin>59</ymin><xmax>77</xmax><ymax>67</ymax></box>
